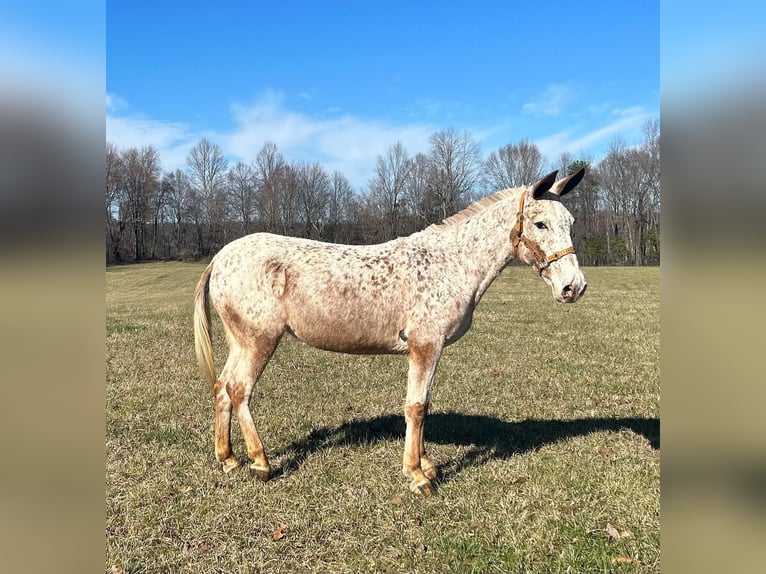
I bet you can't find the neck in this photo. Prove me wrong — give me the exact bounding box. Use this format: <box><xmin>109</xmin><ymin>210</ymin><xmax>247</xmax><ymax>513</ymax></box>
<box><xmin>443</xmin><ymin>189</ymin><xmax>523</xmax><ymax>303</ymax></box>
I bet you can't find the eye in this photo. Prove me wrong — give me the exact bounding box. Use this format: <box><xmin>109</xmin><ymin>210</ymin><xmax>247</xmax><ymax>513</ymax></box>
<box><xmin>534</xmin><ymin>221</ymin><xmax>548</xmax><ymax>230</ymax></box>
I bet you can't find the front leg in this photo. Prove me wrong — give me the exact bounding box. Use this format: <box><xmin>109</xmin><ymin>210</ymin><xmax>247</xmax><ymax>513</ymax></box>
<box><xmin>419</xmin><ymin>406</ymin><xmax>438</xmax><ymax>480</ymax></box>
<box><xmin>403</xmin><ymin>338</ymin><xmax>442</xmax><ymax>496</ymax></box>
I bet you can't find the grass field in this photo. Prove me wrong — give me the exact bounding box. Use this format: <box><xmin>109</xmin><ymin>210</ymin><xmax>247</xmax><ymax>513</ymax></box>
<box><xmin>106</xmin><ymin>262</ymin><xmax>659</xmax><ymax>573</ymax></box>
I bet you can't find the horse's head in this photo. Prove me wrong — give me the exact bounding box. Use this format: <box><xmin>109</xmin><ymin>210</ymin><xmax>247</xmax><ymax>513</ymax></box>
<box><xmin>512</xmin><ymin>168</ymin><xmax>587</xmax><ymax>303</ymax></box>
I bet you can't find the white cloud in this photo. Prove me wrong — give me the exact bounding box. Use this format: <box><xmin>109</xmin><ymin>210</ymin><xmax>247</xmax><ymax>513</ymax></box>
<box><xmin>106</xmin><ymin>90</ymin><xmax>654</xmax><ymax>186</ymax></box>
<box><xmin>107</xmin><ymin>90</ymin><xmax>437</xmax><ymax>188</ymax></box>
<box><xmin>106</xmin><ymin>92</ymin><xmax>128</xmax><ymax>112</ymax></box>
<box><xmin>106</xmin><ymin>106</ymin><xmax>198</xmax><ymax>172</ymax></box>
<box><xmin>522</xmin><ymin>84</ymin><xmax>575</xmax><ymax>117</ymax></box>
<box><xmin>220</xmin><ymin>91</ymin><xmax>434</xmax><ymax>188</ymax></box>
<box><xmin>535</xmin><ymin>107</ymin><xmax>650</xmax><ymax>159</ymax></box>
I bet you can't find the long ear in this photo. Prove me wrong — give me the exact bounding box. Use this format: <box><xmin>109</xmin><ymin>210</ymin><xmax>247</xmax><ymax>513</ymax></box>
<box><xmin>552</xmin><ymin>167</ymin><xmax>586</xmax><ymax>197</ymax></box>
<box><xmin>531</xmin><ymin>170</ymin><xmax>558</xmax><ymax>199</ymax></box>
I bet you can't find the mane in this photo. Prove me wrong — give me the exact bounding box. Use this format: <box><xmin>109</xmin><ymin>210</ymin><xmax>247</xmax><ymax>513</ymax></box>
<box><xmin>437</xmin><ymin>187</ymin><xmax>521</xmax><ymax>228</ymax></box>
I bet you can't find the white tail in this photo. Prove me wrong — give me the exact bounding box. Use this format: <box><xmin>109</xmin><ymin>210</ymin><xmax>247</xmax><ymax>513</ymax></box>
<box><xmin>194</xmin><ymin>262</ymin><xmax>216</xmax><ymax>385</ymax></box>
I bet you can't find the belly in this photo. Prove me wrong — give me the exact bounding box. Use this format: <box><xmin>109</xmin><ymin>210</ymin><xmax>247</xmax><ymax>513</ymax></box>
<box><xmin>283</xmin><ymin>287</ymin><xmax>407</xmax><ymax>355</ymax></box>
<box><xmin>287</xmin><ymin>316</ymin><xmax>406</xmax><ymax>354</ymax></box>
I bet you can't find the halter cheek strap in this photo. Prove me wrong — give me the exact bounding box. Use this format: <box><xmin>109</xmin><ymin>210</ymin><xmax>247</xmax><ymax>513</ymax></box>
<box><xmin>510</xmin><ymin>192</ymin><xmax>575</xmax><ymax>274</ymax></box>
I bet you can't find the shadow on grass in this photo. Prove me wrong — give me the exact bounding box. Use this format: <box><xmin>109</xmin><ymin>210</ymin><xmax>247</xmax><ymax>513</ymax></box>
<box><xmin>273</xmin><ymin>412</ymin><xmax>659</xmax><ymax>482</ymax></box>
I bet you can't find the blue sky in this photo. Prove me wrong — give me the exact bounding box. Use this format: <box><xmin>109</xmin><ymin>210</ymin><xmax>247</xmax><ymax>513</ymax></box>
<box><xmin>107</xmin><ymin>1</ymin><xmax>659</xmax><ymax>188</ymax></box>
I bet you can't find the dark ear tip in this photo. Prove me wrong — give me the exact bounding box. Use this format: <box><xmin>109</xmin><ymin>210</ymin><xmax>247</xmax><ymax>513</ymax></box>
<box><xmin>532</xmin><ymin>170</ymin><xmax>558</xmax><ymax>199</ymax></box>
<box><xmin>557</xmin><ymin>166</ymin><xmax>586</xmax><ymax>196</ymax></box>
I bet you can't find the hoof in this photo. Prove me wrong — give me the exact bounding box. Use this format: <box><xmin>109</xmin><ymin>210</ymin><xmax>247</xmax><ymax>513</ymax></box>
<box><xmin>220</xmin><ymin>457</ymin><xmax>239</xmax><ymax>473</ymax></box>
<box><xmin>410</xmin><ymin>479</ymin><xmax>434</xmax><ymax>497</ymax></box>
<box><xmin>249</xmin><ymin>464</ymin><xmax>271</xmax><ymax>482</ymax></box>
<box><xmin>422</xmin><ymin>462</ymin><xmax>438</xmax><ymax>480</ymax></box>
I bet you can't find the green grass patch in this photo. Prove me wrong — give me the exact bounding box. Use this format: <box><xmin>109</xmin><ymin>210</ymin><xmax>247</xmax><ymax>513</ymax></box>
<box><xmin>107</xmin><ymin>263</ymin><xmax>659</xmax><ymax>573</ymax></box>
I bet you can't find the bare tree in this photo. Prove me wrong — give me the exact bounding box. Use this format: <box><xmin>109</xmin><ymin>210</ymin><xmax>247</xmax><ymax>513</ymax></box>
<box><xmin>162</xmin><ymin>169</ymin><xmax>191</xmax><ymax>257</ymax></box>
<box><xmin>296</xmin><ymin>162</ymin><xmax>331</xmax><ymax>239</ymax></box>
<box><xmin>227</xmin><ymin>162</ymin><xmax>257</xmax><ymax>234</ymax></box>
<box><xmin>186</xmin><ymin>138</ymin><xmax>229</xmax><ymax>254</ymax></box>
<box><xmin>265</xmin><ymin>163</ymin><xmax>300</xmax><ymax>236</ymax></box>
<box><xmin>367</xmin><ymin>141</ymin><xmax>412</xmax><ymax>240</ymax></box>
<box><xmin>403</xmin><ymin>152</ymin><xmax>434</xmax><ymax>225</ymax></box>
<box><xmin>105</xmin><ymin>125</ymin><xmax>660</xmax><ymax>265</ymax></box>
<box><xmin>642</xmin><ymin>118</ymin><xmax>661</xmax><ymax>263</ymax></box>
<box><xmin>185</xmin><ymin>182</ymin><xmax>206</xmax><ymax>259</ymax></box>
<box><xmin>598</xmin><ymin>139</ymin><xmax>629</xmax><ymax>263</ymax></box>
<box><xmin>356</xmin><ymin>190</ymin><xmax>388</xmax><ymax>244</ymax></box>
<box><xmin>426</xmin><ymin>129</ymin><xmax>482</xmax><ymax>221</ymax></box>
<box><xmin>597</xmin><ymin>137</ymin><xmax>658</xmax><ymax>265</ymax></box>
<box><xmin>119</xmin><ymin>145</ymin><xmax>160</xmax><ymax>261</ymax></box>
<box><xmin>328</xmin><ymin>170</ymin><xmax>354</xmax><ymax>242</ymax></box>
<box><xmin>556</xmin><ymin>158</ymin><xmax>601</xmax><ymax>264</ymax></box>
<box><xmin>149</xmin><ymin>166</ymin><xmax>167</xmax><ymax>258</ymax></box>
<box><xmin>484</xmin><ymin>139</ymin><xmax>544</xmax><ymax>190</ymax></box>
<box><xmin>550</xmin><ymin>151</ymin><xmax>573</xmax><ymax>179</ymax></box>
<box><xmin>106</xmin><ymin>142</ymin><xmax>121</xmax><ymax>214</ymax></box>
<box><xmin>254</xmin><ymin>141</ymin><xmax>286</xmax><ymax>233</ymax></box>
<box><xmin>106</xmin><ymin>142</ymin><xmax>125</xmax><ymax>263</ymax></box>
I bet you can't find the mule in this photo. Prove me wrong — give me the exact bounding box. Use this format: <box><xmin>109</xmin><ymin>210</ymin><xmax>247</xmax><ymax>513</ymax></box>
<box><xmin>194</xmin><ymin>168</ymin><xmax>587</xmax><ymax>496</ymax></box>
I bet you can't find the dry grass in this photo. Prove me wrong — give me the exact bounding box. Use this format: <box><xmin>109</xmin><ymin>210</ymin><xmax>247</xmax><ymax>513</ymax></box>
<box><xmin>106</xmin><ymin>262</ymin><xmax>659</xmax><ymax>573</ymax></box>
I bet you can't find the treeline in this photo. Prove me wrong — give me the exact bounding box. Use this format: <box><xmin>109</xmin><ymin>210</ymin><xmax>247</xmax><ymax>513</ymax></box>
<box><xmin>106</xmin><ymin>120</ymin><xmax>659</xmax><ymax>265</ymax></box>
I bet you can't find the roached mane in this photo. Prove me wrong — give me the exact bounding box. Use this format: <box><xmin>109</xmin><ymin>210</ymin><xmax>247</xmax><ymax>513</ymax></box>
<box><xmin>436</xmin><ymin>188</ymin><xmax>517</xmax><ymax>227</ymax></box>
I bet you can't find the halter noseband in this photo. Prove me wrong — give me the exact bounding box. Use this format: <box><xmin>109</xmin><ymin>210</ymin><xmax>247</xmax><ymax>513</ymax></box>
<box><xmin>510</xmin><ymin>192</ymin><xmax>575</xmax><ymax>275</ymax></box>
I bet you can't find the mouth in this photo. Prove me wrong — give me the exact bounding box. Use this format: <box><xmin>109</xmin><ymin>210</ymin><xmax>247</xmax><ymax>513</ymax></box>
<box><xmin>554</xmin><ymin>282</ymin><xmax>587</xmax><ymax>303</ymax></box>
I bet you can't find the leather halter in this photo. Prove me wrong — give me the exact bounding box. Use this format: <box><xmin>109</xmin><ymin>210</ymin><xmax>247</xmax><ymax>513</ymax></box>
<box><xmin>510</xmin><ymin>192</ymin><xmax>575</xmax><ymax>275</ymax></box>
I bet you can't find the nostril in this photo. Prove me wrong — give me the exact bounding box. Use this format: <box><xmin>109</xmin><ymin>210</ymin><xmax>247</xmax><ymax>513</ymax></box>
<box><xmin>580</xmin><ymin>283</ymin><xmax>588</xmax><ymax>297</ymax></box>
<box><xmin>562</xmin><ymin>284</ymin><xmax>573</xmax><ymax>298</ymax></box>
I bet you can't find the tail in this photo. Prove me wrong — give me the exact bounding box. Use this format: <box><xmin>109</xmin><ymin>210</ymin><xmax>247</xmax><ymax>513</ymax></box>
<box><xmin>194</xmin><ymin>261</ymin><xmax>216</xmax><ymax>385</ymax></box>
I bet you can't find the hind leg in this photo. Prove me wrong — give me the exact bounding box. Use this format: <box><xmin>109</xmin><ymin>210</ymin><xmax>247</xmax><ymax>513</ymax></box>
<box><xmin>213</xmin><ymin>355</ymin><xmax>239</xmax><ymax>473</ymax></box>
<box><xmin>226</xmin><ymin>338</ymin><xmax>279</xmax><ymax>481</ymax></box>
